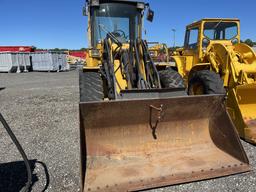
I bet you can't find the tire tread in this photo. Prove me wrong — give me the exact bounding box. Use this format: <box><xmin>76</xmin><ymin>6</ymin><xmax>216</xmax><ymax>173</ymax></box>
<box><xmin>79</xmin><ymin>71</ymin><xmax>104</xmax><ymax>102</ymax></box>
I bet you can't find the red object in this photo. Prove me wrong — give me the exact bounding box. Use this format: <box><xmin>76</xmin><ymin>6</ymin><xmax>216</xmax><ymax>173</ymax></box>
<box><xmin>0</xmin><ymin>46</ymin><xmax>35</xmax><ymax>52</ymax></box>
<box><xmin>69</xmin><ymin>51</ymin><xmax>86</xmax><ymax>59</ymax></box>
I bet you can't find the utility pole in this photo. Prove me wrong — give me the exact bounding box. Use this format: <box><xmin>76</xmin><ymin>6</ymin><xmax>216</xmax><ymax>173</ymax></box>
<box><xmin>172</xmin><ymin>29</ymin><xmax>176</xmax><ymax>48</ymax></box>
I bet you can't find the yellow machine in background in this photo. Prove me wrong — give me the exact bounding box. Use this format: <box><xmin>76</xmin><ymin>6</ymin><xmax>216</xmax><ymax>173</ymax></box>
<box><xmin>171</xmin><ymin>18</ymin><xmax>256</xmax><ymax>144</ymax></box>
<box><xmin>148</xmin><ymin>42</ymin><xmax>170</xmax><ymax>63</ymax></box>
<box><xmin>79</xmin><ymin>4</ymin><xmax>249</xmax><ymax>192</ymax></box>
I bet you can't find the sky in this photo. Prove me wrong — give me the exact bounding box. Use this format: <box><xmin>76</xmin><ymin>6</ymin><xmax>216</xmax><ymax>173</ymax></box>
<box><xmin>0</xmin><ymin>0</ymin><xmax>255</xmax><ymax>49</ymax></box>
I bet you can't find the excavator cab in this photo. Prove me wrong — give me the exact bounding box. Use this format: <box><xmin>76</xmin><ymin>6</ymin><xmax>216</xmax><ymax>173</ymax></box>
<box><xmin>80</xmin><ymin>4</ymin><xmax>249</xmax><ymax>192</ymax></box>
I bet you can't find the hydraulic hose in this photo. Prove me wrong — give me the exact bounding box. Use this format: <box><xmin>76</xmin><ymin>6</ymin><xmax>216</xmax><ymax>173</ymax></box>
<box><xmin>0</xmin><ymin>113</ymin><xmax>32</xmax><ymax>192</ymax></box>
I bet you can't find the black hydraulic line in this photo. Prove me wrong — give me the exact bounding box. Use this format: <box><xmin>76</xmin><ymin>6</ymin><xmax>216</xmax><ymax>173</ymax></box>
<box><xmin>140</xmin><ymin>40</ymin><xmax>153</xmax><ymax>85</ymax></box>
<box><xmin>103</xmin><ymin>38</ymin><xmax>121</xmax><ymax>99</ymax></box>
<box><xmin>141</xmin><ymin>40</ymin><xmax>161</xmax><ymax>88</ymax></box>
<box><xmin>103</xmin><ymin>39</ymin><xmax>111</xmax><ymax>83</ymax></box>
<box><xmin>128</xmin><ymin>41</ymin><xmax>137</xmax><ymax>88</ymax></box>
<box><xmin>119</xmin><ymin>50</ymin><xmax>133</xmax><ymax>89</ymax></box>
<box><xmin>120</xmin><ymin>50</ymin><xmax>130</xmax><ymax>77</ymax></box>
<box><xmin>0</xmin><ymin>113</ymin><xmax>32</xmax><ymax>192</ymax></box>
<box><xmin>113</xmin><ymin>46</ymin><xmax>122</xmax><ymax>74</ymax></box>
<box><xmin>134</xmin><ymin>39</ymin><xmax>148</xmax><ymax>89</ymax></box>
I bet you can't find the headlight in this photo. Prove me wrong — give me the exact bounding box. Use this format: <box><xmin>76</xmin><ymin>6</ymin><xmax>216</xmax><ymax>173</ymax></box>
<box><xmin>90</xmin><ymin>49</ymin><xmax>100</xmax><ymax>58</ymax></box>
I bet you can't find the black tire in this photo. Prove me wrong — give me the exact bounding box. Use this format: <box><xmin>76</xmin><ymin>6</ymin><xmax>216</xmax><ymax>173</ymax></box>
<box><xmin>159</xmin><ymin>68</ymin><xmax>185</xmax><ymax>88</ymax></box>
<box><xmin>79</xmin><ymin>71</ymin><xmax>104</xmax><ymax>102</ymax></box>
<box><xmin>188</xmin><ymin>70</ymin><xmax>225</xmax><ymax>95</ymax></box>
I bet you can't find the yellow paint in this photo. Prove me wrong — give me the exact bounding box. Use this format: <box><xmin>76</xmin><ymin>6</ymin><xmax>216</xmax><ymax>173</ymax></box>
<box><xmin>85</xmin><ymin>57</ymin><xmax>101</xmax><ymax>68</ymax></box>
<box><xmin>138</xmin><ymin>43</ymin><xmax>147</xmax><ymax>81</ymax></box>
<box><xmin>148</xmin><ymin>43</ymin><xmax>169</xmax><ymax>62</ymax></box>
<box><xmin>172</xmin><ymin>18</ymin><xmax>256</xmax><ymax>143</ymax></box>
<box><xmin>113</xmin><ymin>59</ymin><xmax>128</xmax><ymax>93</ymax></box>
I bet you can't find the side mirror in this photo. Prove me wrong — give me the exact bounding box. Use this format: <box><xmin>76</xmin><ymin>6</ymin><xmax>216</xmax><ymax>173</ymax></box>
<box><xmin>147</xmin><ymin>9</ymin><xmax>154</xmax><ymax>22</ymax></box>
<box><xmin>83</xmin><ymin>6</ymin><xmax>88</xmax><ymax>16</ymax></box>
<box><xmin>202</xmin><ymin>38</ymin><xmax>210</xmax><ymax>48</ymax></box>
<box><xmin>231</xmin><ymin>38</ymin><xmax>239</xmax><ymax>45</ymax></box>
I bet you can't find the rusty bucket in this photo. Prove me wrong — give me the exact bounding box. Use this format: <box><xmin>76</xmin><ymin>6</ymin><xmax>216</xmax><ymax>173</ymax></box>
<box><xmin>80</xmin><ymin>95</ymin><xmax>249</xmax><ymax>192</ymax></box>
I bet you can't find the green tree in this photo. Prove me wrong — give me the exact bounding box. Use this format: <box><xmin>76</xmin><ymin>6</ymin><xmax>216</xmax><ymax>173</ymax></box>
<box><xmin>244</xmin><ymin>39</ymin><xmax>254</xmax><ymax>47</ymax></box>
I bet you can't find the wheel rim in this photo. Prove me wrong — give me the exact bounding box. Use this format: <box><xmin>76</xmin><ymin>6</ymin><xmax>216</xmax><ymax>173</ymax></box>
<box><xmin>190</xmin><ymin>82</ymin><xmax>204</xmax><ymax>95</ymax></box>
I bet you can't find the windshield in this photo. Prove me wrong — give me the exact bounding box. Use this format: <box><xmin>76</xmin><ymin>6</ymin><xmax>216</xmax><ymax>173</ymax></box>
<box><xmin>91</xmin><ymin>3</ymin><xmax>140</xmax><ymax>47</ymax></box>
<box><xmin>203</xmin><ymin>22</ymin><xmax>238</xmax><ymax>40</ymax></box>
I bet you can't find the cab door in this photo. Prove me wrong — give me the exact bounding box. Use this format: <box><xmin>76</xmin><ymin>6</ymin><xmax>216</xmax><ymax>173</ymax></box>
<box><xmin>183</xmin><ymin>27</ymin><xmax>200</xmax><ymax>65</ymax></box>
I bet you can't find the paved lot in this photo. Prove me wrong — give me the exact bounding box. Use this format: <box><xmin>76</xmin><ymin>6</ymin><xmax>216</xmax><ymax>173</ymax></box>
<box><xmin>0</xmin><ymin>70</ymin><xmax>255</xmax><ymax>192</ymax></box>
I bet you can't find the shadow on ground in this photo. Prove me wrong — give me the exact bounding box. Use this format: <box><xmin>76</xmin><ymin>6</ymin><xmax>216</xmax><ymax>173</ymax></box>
<box><xmin>0</xmin><ymin>159</ymin><xmax>50</xmax><ymax>192</ymax></box>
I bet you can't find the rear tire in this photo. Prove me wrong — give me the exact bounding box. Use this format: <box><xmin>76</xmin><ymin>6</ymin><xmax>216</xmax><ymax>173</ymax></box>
<box><xmin>188</xmin><ymin>70</ymin><xmax>225</xmax><ymax>95</ymax></box>
<box><xmin>79</xmin><ymin>71</ymin><xmax>104</xmax><ymax>102</ymax></box>
<box><xmin>159</xmin><ymin>68</ymin><xmax>185</xmax><ymax>88</ymax></box>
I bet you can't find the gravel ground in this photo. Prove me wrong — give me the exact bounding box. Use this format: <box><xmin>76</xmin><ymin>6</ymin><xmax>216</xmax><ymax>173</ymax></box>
<box><xmin>0</xmin><ymin>70</ymin><xmax>255</xmax><ymax>192</ymax></box>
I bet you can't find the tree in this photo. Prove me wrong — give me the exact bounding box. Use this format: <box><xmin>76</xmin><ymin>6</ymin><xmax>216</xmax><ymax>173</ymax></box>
<box><xmin>244</xmin><ymin>39</ymin><xmax>254</xmax><ymax>47</ymax></box>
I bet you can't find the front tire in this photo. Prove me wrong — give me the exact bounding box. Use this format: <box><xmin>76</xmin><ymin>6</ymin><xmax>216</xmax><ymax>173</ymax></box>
<box><xmin>188</xmin><ymin>70</ymin><xmax>225</xmax><ymax>95</ymax></box>
<box><xmin>159</xmin><ymin>68</ymin><xmax>185</xmax><ymax>88</ymax></box>
<box><xmin>79</xmin><ymin>71</ymin><xmax>104</xmax><ymax>102</ymax></box>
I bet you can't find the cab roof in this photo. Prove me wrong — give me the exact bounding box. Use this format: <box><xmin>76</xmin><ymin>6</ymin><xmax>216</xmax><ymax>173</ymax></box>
<box><xmin>187</xmin><ymin>18</ymin><xmax>240</xmax><ymax>28</ymax></box>
<box><xmin>87</xmin><ymin>0</ymin><xmax>146</xmax><ymax>6</ymax></box>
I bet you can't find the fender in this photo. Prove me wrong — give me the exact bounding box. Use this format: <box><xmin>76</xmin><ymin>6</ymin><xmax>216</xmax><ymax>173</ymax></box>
<box><xmin>171</xmin><ymin>55</ymin><xmax>194</xmax><ymax>77</ymax></box>
<box><xmin>188</xmin><ymin>63</ymin><xmax>211</xmax><ymax>82</ymax></box>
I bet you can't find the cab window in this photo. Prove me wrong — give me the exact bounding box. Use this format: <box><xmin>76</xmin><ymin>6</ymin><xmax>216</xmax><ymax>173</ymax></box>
<box><xmin>185</xmin><ymin>28</ymin><xmax>199</xmax><ymax>49</ymax></box>
<box><xmin>203</xmin><ymin>22</ymin><xmax>238</xmax><ymax>40</ymax></box>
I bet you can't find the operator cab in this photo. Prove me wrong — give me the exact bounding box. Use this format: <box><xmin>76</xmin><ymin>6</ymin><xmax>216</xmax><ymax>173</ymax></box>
<box><xmin>85</xmin><ymin>0</ymin><xmax>154</xmax><ymax>48</ymax></box>
<box><xmin>184</xmin><ymin>19</ymin><xmax>240</xmax><ymax>48</ymax></box>
<box><xmin>91</xmin><ymin>2</ymin><xmax>140</xmax><ymax>46</ymax></box>
<box><xmin>183</xmin><ymin>18</ymin><xmax>240</xmax><ymax>59</ymax></box>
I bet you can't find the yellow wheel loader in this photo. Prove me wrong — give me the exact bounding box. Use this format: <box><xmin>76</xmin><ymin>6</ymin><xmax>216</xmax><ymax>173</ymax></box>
<box><xmin>171</xmin><ymin>18</ymin><xmax>256</xmax><ymax>144</ymax></box>
<box><xmin>79</xmin><ymin>3</ymin><xmax>249</xmax><ymax>192</ymax></box>
<box><xmin>148</xmin><ymin>42</ymin><xmax>170</xmax><ymax>64</ymax></box>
